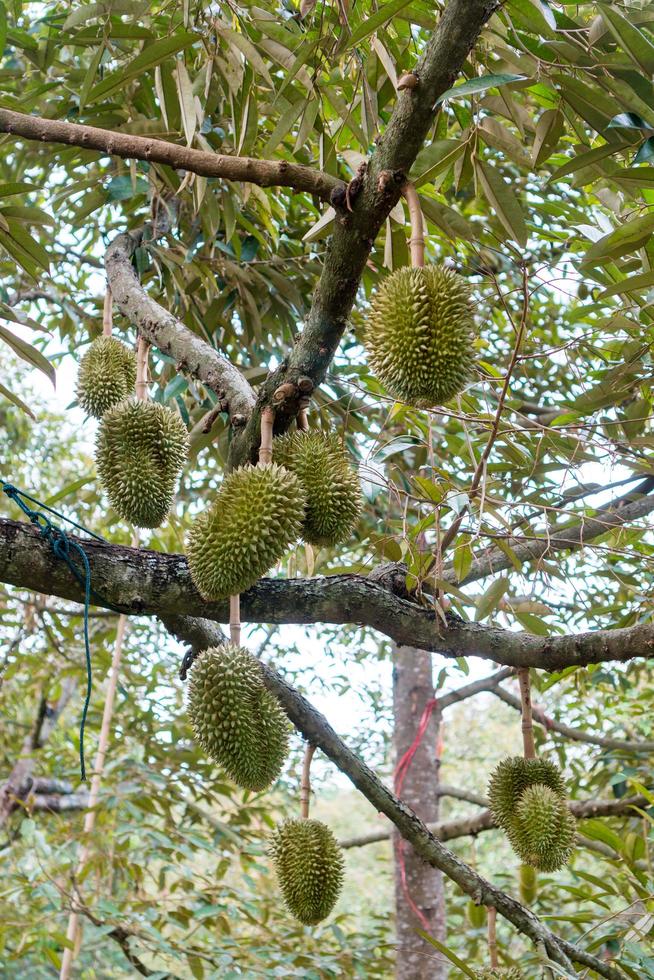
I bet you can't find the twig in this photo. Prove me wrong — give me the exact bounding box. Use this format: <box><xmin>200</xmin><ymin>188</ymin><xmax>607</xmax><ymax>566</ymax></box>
<box><xmin>518</xmin><ymin>668</ymin><xmax>536</xmax><ymax>760</ymax></box>
<box><xmin>259</xmin><ymin>406</ymin><xmax>274</xmax><ymax>464</ymax></box>
<box><xmin>402</xmin><ymin>182</ymin><xmax>425</xmax><ymax>269</ymax></box>
<box><xmin>102</xmin><ymin>287</ymin><xmax>112</xmax><ymax>337</ymax></box>
<box><xmin>300</xmin><ymin>743</ymin><xmax>316</xmax><ymax>819</ymax></box>
<box><xmin>229</xmin><ymin>594</ymin><xmax>241</xmax><ymax>647</ymax></box>
<box><xmin>135</xmin><ymin>337</ymin><xmax>149</xmax><ymax>401</ymax></box>
<box><xmin>488</xmin><ymin>906</ymin><xmax>498</xmax><ymax>968</ymax></box>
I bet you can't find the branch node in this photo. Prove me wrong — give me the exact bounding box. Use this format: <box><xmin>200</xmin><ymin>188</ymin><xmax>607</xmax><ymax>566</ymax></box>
<box><xmin>397</xmin><ymin>72</ymin><xmax>419</xmax><ymax>91</ymax></box>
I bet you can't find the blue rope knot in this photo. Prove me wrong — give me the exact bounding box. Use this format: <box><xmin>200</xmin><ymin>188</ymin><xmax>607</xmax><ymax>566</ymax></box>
<box><xmin>2</xmin><ymin>481</ymin><xmax>105</xmax><ymax>782</ymax></box>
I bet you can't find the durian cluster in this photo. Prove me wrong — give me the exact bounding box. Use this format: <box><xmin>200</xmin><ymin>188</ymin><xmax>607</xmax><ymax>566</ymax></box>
<box><xmin>96</xmin><ymin>399</ymin><xmax>189</xmax><ymax>528</ymax></box>
<box><xmin>273</xmin><ymin>430</ymin><xmax>361</xmax><ymax>546</ymax></box>
<box><xmin>269</xmin><ymin>818</ymin><xmax>345</xmax><ymax>925</ymax></box>
<box><xmin>187</xmin><ymin>463</ymin><xmax>306</xmax><ymax>600</ymax></box>
<box><xmin>77</xmin><ymin>336</ymin><xmax>137</xmax><ymax>418</ymax></box>
<box><xmin>187</xmin><ymin>644</ymin><xmax>289</xmax><ymax>791</ymax></box>
<box><xmin>488</xmin><ymin>757</ymin><xmax>576</xmax><ymax>871</ymax></box>
<box><xmin>363</xmin><ymin>264</ymin><xmax>475</xmax><ymax>407</ymax></box>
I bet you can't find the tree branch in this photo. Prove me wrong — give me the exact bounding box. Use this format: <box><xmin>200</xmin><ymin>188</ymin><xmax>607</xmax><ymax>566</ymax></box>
<box><xmin>105</xmin><ymin>231</ymin><xmax>256</xmax><ymax>423</ymax></box>
<box><xmin>0</xmin><ymin>108</ymin><xmax>339</xmax><ymax>201</ymax></box>
<box><xmin>162</xmin><ymin>614</ymin><xmax>621</xmax><ymax>980</ymax></box>
<box><xmin>3</xmin><ymin>518</ymin><xmax>654</xmax><ymax>673</ymax></box>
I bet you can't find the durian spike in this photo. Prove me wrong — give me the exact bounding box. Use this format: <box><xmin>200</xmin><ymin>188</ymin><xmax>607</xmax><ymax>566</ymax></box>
<box><xmin>102</xmin><ymin>285</ymin><xmax>113</xmax><ymax>337</ymax></box>
<box><xmin>401</xmin><ymin>181</ymin><xmax>425</xmax><ymax>269</ymax></box>
<box><xmin>229</xmin><ymin>593</ymin><xmax>241</xmax><ymax>647</ymax></box>
<box><xmin>259</xmin><ymin>405</ymin><xmax>275</xmax><ymax>464</ymax></box>
<box><xmin>135</xmin><ymin>335</ymin><xmax>150</xmax><ymax>401</ymax></box>
<box><xmin>518</xmin><ymin>667</ymin><xmax>536</xmax><ymax>760</ymax></box>
<box><xmin>488</xmin><ymin>906</ymin><xmax>498</xmax><ymax>968</ymax></box>
<box><xmin>300</xmin><ymin>742</ymin><xmax>316</xmax><ymax>819</ymax></box>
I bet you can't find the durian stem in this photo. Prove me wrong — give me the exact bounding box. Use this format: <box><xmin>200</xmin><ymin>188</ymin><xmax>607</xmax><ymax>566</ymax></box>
<box><xmin>300</xmin><ymin>742</ymin><xmax>316</xmax><ymax>819</ymax></box>
<box><xmin>401</xmin><ymin>182</ymin><xmax>425</xmax><ymax>269</ymax></box>
<box><xmin>102</xmin><ymin>286</ymin><xmax>112</xmax><ymax>337</ymax></box>
<box><xmin>518</xmin><ymin>667</ymin><xmax>536</xmax><ymax>760</ymax></box>
<box><xmin>487</xmin><ymin>906</ymin><xmax>498</xmax><ymax>968</ymax></box>
<box><xmin>259</xmin><ymin>405</ymin><xmax>274</xmax><ymax>464</ymax></box>
<box><xmin>297</xmin><ymin>405</ymin><xmax>309</xmax><ymax>432</ymax></box>
<box><xmin>135</xmin><ymin>336</ymin><xmax>150</xmax><ymax>401</ymax></box>
<box><xmin>229</xmin><ymin>593</ymin><xmax>241</xmax><ymax>646</ymax></box>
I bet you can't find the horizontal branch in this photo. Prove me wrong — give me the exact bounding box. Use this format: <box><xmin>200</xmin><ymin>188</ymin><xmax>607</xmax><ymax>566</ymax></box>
<box><xmin>3</xmin><ymin>519</ymin><xmax>654</xmax><ymax>673</ymax></box>
<box><xmin>0</xmin><ymin>108</ymin><xmax>339</xmax><ymax>202</ymax></box>
<box><xmin>492</xmin><ymin>685</ymin><xmax>654</xmax><ymax>753</ymax></box>
<box><xmin>105</xmin><ymin>231</ymin><xmax>256</xmax><ymax>423</ymax></box>
<box><xmin>163</xmin><ymin>614</ymin><xmax>620</xmax><ymax>980</ymax></box>
<box><xmin>340</xmin><ymin>795</ymin><xmax>648</xmax><ymax>849</ymax></box>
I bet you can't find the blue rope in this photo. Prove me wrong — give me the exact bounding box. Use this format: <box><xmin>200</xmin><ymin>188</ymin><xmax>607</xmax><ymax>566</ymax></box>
<box><xmin>2</xmin><ymin>482</ymin><xmax>107</xmax><ymax>782</ymax></box>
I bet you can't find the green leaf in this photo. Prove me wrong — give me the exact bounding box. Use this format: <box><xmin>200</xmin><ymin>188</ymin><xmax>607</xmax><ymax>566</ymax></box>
<box><xmin>0</xmin><ymin>380</ymin><xmax>35</xmax><ymax>419</ymax></box>
<box><xmin>106</xmin><ymin>175</ymin><xmax>149</xmax><ymax>201</ymax></box>
<box><xmin>348</xmin><ymin>0</ymin><xmax>414</xmax><ymax>48</ymax></box>
<box><xmin>634</xmin><ymin>137</ymin><xmax>654</xmax><ymax>165</ymax></box>
<box><xmin>580</xmin><ymin>213</ymin><xmax>654</xmax><ymax>266</ymax></box>
<box><xmin>600</xmin><ymin>3</ymin><xmax>654</xmax><ymax>75</ymax></box>
<box><xmin>597</xmin><ymin>270</ymin><xmax>654</xmax><ymax>299</ymax></box>
<box><xmin>475</xmin><ymin>576</ymin><xmax>509</xmax><ymax>622</ymax></box>
<box><xmin>607</xmin><ymin>112</ymin><xmax>650</xmax><ymax>130</ymax></box>
<box><xmin>44</xmin><ymin>477</ymin><xmax>93</xmax><ymax>506</ymax></box>
<box><xmin>419</xmin><ymin>195</ymin><xmax>477</xmax><ymax>242</ymax></box>
<box><xmin>0</xmin><ymin>182</ymin><xmax>39</xmax><ymax>198</ymax></box>
<box><xmin>0</xmin><ymin>302</ymin><xmax>47</xmax><ymax>332</ymax></box>
<box><xmin>0</xmin><ymin>325</ymin><xmax>55</xmax><ymax>385</ymax></box>
<box><xmin>86</xmin><ymin>32</ymin><xmax>198</xmax><ymax>102</ymax></box>
<box><xmin>435</xmin><ymin>73</ymin><xmax>525</xmax><ymax>106</ymax></box>
<box><xmin>219</xmin><ymin>28</ymin><xmax>273</xmax><ymax>87</ymax></box>
<box><xmin>549</xmin><ymin>141</ymin><xmax>629</xmax><ymax>182</ymax></box>
<box><xmin>0</xmin><ymin>3</ymin><xmax>6</xmax><ymax>60</ymax></box>
<box><xmin>415</xmin><ymin>931</ymin><xmax>476</xmax><ymax>978</ymax></box>
<box><xmin>476</xmin><ymin>160</ymin><xmax>527</xmax><ymax>246</ymax></box>
<box><xmin>410</xmin><ymin>140</ymin><xmax>462</xmax><ymax>187</ymax></box>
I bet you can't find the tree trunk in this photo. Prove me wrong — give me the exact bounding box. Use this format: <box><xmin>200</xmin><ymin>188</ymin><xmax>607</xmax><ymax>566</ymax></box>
<box><xmin>392</xmin><ymin>643</ymin><xmax>447</xmax><ymax>980</ymax></box>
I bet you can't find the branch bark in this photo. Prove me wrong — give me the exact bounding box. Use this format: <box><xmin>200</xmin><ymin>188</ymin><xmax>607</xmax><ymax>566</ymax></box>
<box><xmin>0</xmin><ymin>108</ymin><xmax>339</xmax><ymax>201</ymax></box>
<box><xmin>3</xmin><ymin>518</ymin><xmax>654</xmax><ymax>672</ymax></box>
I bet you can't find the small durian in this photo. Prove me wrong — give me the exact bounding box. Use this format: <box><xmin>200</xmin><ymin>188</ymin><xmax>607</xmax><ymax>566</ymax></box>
<box><xmin>77</xmin><ymin>336</ymin><xmax>137</xmax><ymax>418</ymax></box>
<box><xmin>475</xmin><ymin>969</ymin><xmax>525</xmax><ymax>980</ymax></box>
<box><xmin>519</xmin><ymin>863</ymin><xmax>538</xmax><ymax>905</ymax></box>
<box><xmin>487</xmin><ymin>757</ymin><xmax>566</xmax><ymax>831</ymax></box>
<box><xmin>187</xmin><ymin>644</ymin><xmax>290</xmax><ymax>791</ymax></box>
<box><xmin>511</xmin><ymin>784</ymin><xmax>576</xmax><ymax>872</ymax></box>
<box><xmin>96</xmin><ymin>399</ymin><xmax>188</xmax><ymax>527</ymax></box>
<box><xmin>269</xmin><ymin>818</ymin><xmax>345</xmax><ymax>925</ymax></box>
<box><xmin>186</xmin><ymin>463</ymin><xmax>305</xmax><ymax>600</ymax></box>
<box><xmin>466</xmin><ymin>900</ymin><xmax>487</xmax><ymax>929</ymax></box>
<box><xmin>363</xmin><ymin>265</ymin><xmax>475</xmax><ymax>407</ymax></box>
<box><xmin>273</xmin><ymin>431</ymin><xmax>361</xmax><ymax>546</ymax></box>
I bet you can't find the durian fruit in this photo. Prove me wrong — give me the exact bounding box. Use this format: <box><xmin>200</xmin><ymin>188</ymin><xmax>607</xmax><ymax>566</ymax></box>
<box><xmin>273</xmin><ymin>431</ymin><xmax>361</xmax><ymax>546</ymax></box>
<box><xmin>269</xmin><ymin>818</ymin><xmax>344</xmax><ymax>925</ymax></box>
<box><xmin>475</xmin><ymin>969</ymin><xmax>525</xmax><ymax>980</ymax></box>
<box><xmin>96</xmin><ymin>399</ymin><xmax>188</xmax><ymax>527</ymax></box>
<box><xmin>363</xmin><ymin>264</ymin><xmax>475</xmax><ymax>407</ymax></box>
<box><xmin>77</xmin><ymin>336</ymin><xmax>137</xmax><ymax>418</ymax></box>
<box><xmin>186</xmin><ymin>463</ymin><xmax>305</xmax><ymax>600</ymax></box>
<box><xmin>187</xmin><ymin>644</ymin><xmax>290</xmax><ymax>791</ymax></box>
<box><xmin>511</xmin><ymin>784</ymin><xmax>576</xmax><ymax>872</ymax></box>
<box><xmin>519</xmin><ymin>863</ymin><xmax>538</xmax><ymax>905</ymax></box>
<box><xmin>466</xmin><ymin>900</ymin><xmax>487</xmax><ymax>929</ymax></box>
<box><xmin>487</xmin><ymin>756</ymin><xmax>565</xmax><ymax>831</ymax></box>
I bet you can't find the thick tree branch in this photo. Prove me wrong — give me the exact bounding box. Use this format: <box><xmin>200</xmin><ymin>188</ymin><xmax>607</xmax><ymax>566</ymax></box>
<box><xmin>228</xmin><ymin>0</ymin><xmax>502</xmax><ymax>466</ymax></box>
<box><xmin>162</xmin><ymin>614</ymin><xmax>621</xmax><ymax>980</ymax></box>
<box><xmin>0</xmin><ymin>108</ymin><xmax>339</xmax><ymax>201</ymax></box>
<box><xmin>2</xmin><ymin>519</ymin><xmax>654</xmax><ymax>673</ymax></box>
<box><xmin>105</xmin><ymin>231</ymin><xmax>256</xmax><ymax>423</ymax></box>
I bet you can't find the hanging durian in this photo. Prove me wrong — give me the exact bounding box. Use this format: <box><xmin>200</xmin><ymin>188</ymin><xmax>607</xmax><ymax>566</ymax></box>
<box><xmin>487</xmin><ymin>756</ymin><xmax>565</xmax><ymax>830</ymax></box>
<box><xmin>363</xmin><ymin>264</ymin><xmax>475</xmax><ymax>407</ymax></box>
<box><xmin>466</xmin><ymin>900</ymin><xmax>487</xmax><ymax>929</ymax></box>
<box><xmin>77</xmin><ymin>336</ymin><xmax>137</xmax><ymax>418</ymax></box>
<box><xmin>96</xmin><ymin>399</ymin><xmax>188</xmax><ymax>527</ymax></box>
<box><xmin>187</xmin><ymin>644</ymin><xmax>290</xmax><ymax>791</ymax></box>
<box><xmin>518</xmin><ymin>864</ymin><xmax>537</xmax><ymax>905</ymax></box>
<box><xmin>511</xmin><ymin>784</ymin><xmax>576</xmax><ymax>872</ymax></box>
<box><xmin>273</xmin><ymin>430</ymin><xmax>361</xmax><ymax>546</ymax></box>
<box><xmin>269</xmin><ymin>818</ymin><xmax>345</xmax><ymax>925</ymax></box>
<box><xmin>186</xmin><ymin>463</ymin><xmax>305</xmax><ymax>600</ymax></box>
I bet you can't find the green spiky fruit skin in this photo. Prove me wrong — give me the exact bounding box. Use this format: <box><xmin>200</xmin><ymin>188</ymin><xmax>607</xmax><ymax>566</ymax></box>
<box><xmin>96</xmin><ymin>399</ymin><xmax>188</xmax><ymax>528</ymax></box>
<box><xmin>186</xmin><ymin>463</ymin><xmax>305</xmax><ymax>600</ymax></box>
<box><xmin>269</xmin><ymin>818</ymin><xmax>345</xmax><ymax>925</ymax></box>
<box><xmin>475</xmin><ymin>969</ymin><xmax>525</xmax><ymax>979</ymax></box>
<box><xmin>364</xmin><ymin>265</ymin><xmax>475</xmax><ymax>407</ymax></box>
<box><xmin>519</xmin><ymin>863</ymin><xmax>538</xmax><ymax>905</ymax></box>
<box><xmin>511</xmin><ymin>785</ymin><xmax>576</xmax><ymax>872</ymax></box>
<box><xmin>488</xmin><ymin>757</ymin><xmax>565</xmax><ymax>829</ymax></box>
<box><xmin>187</xmin><ymin>645</ymin><xmax>290</xmax><ymax>791</ymax></box>
<box><xmin>273</xmin><ymin>431</ymin><xmax>361</xmax><ymax>547</ymax></box>
<box><xmin>77</xmin><ymin>337</ymin><xmax>137</xmax><ymax>418</ymax></box>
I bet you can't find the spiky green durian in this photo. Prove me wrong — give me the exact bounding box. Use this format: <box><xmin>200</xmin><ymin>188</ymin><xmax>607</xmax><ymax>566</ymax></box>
<box><xmin>96</xmin><ymin>398</ymin><xmax>188</xmax><ymax>528</ymax></box>
<box><xmin>363</xmin><ymin>265</ymin><xmax>475</xmax><ymax>407</ymax></box>
<box><xmin>466</xmin><ymin>901</ymin><xmax>487</xmax><ymax>929</ymax></box>
<box><xmin>186</xmin><ymin>463</ymin><xmax>305</xmax><ymax>600</ymax></box>
<box><xmin>487</xmin><ymin>757</ymin><xmax>566</xmax><ymax>831</ymax></box>
<box><xmin>187</xmin><ymin>644</ymin><xmax>290</xmax><ymax>791</ymax></box>
<box><xmin>269</xmin><ymin>818</ymin><xmax>345</xmax><ymax>925</ymax></box>
<box><xmin>77</xmin><ymin>336</ymin><xmax>137</xmax><ymax>418</ymax></box>
<box><xmin>510</xmin><ymin>784</ymin><xmax>576</xmax><ymax>872</ymax></box>
<box><xmin>519</xmin><ymin>863</ymin><xmax>538</xmax><ymax>905</ymax></box>
<box><xmin>273</xmin><ymin>431</ymin><xmax>361</xmax><ymax>547</ymax></box>
<box><xmin>475</xmin><ymin>969</ymin><xmax>525</xmax><ymax>980</ymax></box>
